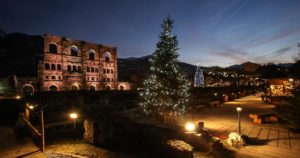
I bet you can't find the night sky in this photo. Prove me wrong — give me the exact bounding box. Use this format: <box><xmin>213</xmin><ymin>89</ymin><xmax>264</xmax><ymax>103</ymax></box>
<box><xmin>1</xmin><ymin>0</ymin><xmax>300</xmax><ymax>67</ymax></box>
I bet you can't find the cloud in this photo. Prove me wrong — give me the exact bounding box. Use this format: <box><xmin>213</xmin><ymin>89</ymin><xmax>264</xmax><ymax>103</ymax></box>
<box><xmin>247</xmin><ymin>28</ymin><xmax>300</xmax><ymax>47</ymax></box>
<box><xmin>253</xmin><ymin>46</ymin><xmax>292</xmax><ymax>63</ymax></box>
<box><xmin>212</xmin><ymin>51</ymin><xmax>245</xmax><ymax>63</ymax></box>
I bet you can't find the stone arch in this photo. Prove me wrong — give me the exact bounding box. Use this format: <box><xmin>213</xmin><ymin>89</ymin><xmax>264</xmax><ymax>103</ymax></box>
<box><xmin>71</xmin><ymin>46</ymin><xmax>78</xmax><ymax>56</ymax></box>
<box><xmin>49</xmin><ymin>43</ymin><xmax>57</xmax><ymax>54</ymax></box>
<box><xmin>49</xmin><ymin>85</ymin><xmax>58</xmax><ymax>91</ymax></box>
<box><xmin>119</xmin><ymin>85</ymin><xmax>124</xmax><ymax>91</ymax></box>
<box><xmin>22</xmin><ymin>84</ymin><xmax>34</xmax><ymax>96</ymax></box>
<box><xmin>105</xmin><ymin>52</ymin><xmax>110</xmax><ymax>62</ymax></box>
<box><xmin>71</xmin><ymin>83</ymin><xmax>80</xmax><ymax>91</ymax></box>
<box><xmin>90</xmin><ymin>85</ymin><xmax>96</xmax><ymax>91</ymax></box>
<box><xmin>105</xmin><ymin>85</ymin><xmax>111</xmax><ymax>90</ymax></box>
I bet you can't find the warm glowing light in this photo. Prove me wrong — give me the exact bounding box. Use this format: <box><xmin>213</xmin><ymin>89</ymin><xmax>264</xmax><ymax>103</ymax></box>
<box><xmin>214</xmin><ymin>93</ymin><xmax>218</xmax><ymax>96</ymax></box>
<box><xmin>289</xmin><ymin>78</ymin><xmax>294</xmax><ymax>82</ymax></box>
<box><xmin>70</xmin><ymin>113</ymin><xmax>78</xmax><ymax>119</ymax></box>
<box><xmin>236</xmin><ymin>106</ymin><xmax>242</xmax><ymax>112</ymax></box>
<box><xmin>185</xmin><ymin>122</ymin><xmax>195</xmax><ymax>132</ymax></box>
<box><xmin>29</xmin><ymin>105</ymin><xmax>34</xmax><ymax>109</ymax></box>
<box><xmin>16</xmin><ymin>95</ymin><xmax>21</xmax><ymax>99</ymax></box>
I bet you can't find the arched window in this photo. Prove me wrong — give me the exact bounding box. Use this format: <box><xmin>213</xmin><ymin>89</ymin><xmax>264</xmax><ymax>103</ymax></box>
<box><xmin>23</xmin><ymin>85</ymin><xmax>34</xmax><ymax>96</ymax></box>
<box><xmin>49</xmin><ymin>43</ymin><xmax>57</xmax><ymax>54</ymax></box>
<box><xmin>87</xmin><ymin>67</ymin><xmax>90</xmax><ymax>72</ymax></box>
<box><xmin>49</xmin><ymin>85</ymin><xmax>58</xmax><ymax>91</ymax></box>
<box><xmin>45</xmin><ymin>63</ymin><xmax>50</xmax><ymax>70</ymax></box>
<box><xmin>78</xmin><ymin>66</ymin><xmax>82</xmax><ymax>72</ymax></box>
<box><xmin>91</xmin><ymin>67</ymin><xmax>94</xmax><ymax>72</ymax></box>
<box><xmin>57</xmin><ymin>64</ymin><xmax>61</xmax><ymax>70</ymax></box>
<box><xmin>103</xmin><ymin>69</ymin><xmax>106</xmax><ymax>73</ymax></box>
<box><xmin>89</xmin><ymin>50</ymin><xmax>95</xmax><ymax>60</ymax></box>
<box><xmin>51</xmin><ymin>64</ymin><xmax>56</xmax><ymax>70</ymax></box>
<box><xmin>106</xmin><ymin>86</ymin><xmax>111</xmax><ymax>90</ymax></box>
<box><xmin>68</xmin><ymin>65</ymin><xmax>71</xmax><ymax>71</ymax></box>
<box><xmin>71</xmin><ymin>46</ymin><xmax>78</xmax><ymax>56</ymax></box>
<box><xmin>73</xmin><ymin>65</ymin><xmax>77</xmax><ymax>72</ymax></box>
<box><xmin>95</xmin><ymin>67</ymin><xmax>98</xmax><ymax>73</ymax></box>
<box><xmin>105</xmin><ymin>52</ymin><xmax>110</xmax><ymax>62</ymax></box>
<box><xmin>110</xmin><ymin>69</ymin><xmax>113</xmax><ymax>74</ymax></box>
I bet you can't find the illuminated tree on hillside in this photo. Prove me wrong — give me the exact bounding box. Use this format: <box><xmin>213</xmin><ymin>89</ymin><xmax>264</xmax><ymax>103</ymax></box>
<box><xmin>139</xmin><ymin>17</ymin><xmax>190</xmax><ymax>123</ymax></box>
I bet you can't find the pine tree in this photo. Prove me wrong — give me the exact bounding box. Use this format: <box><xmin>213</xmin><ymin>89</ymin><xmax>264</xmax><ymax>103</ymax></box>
<box><xmin>139</xmin><ymin>17</ymin><xmax>190</xmax><ymax>123</ymax></box>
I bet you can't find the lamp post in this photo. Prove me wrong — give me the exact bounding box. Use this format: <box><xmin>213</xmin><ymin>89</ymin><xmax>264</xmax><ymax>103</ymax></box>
<box><xmin>236</xmin><ymin>105</ymin><xmax>242</xmax><ymax>135</ymax></box>
<box><xmin>69</xmin><ymin>113</ymin><xmax>78</xmax><ymax>129</ymax></box>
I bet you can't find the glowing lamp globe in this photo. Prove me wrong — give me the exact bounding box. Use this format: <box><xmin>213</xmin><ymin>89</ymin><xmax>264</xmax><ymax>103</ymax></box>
<box><xmin>236</xmin><ymin>106</ymin><xmax>242</xmax><ymax>112</ymax></box>
<box><xmin>185</xmin><ymin>122</ymin><xmax>195</xmax><ymax>132</ymax></box>
<box><xmin>70</xmin><ymin>113</ymin><xmax>78</xmax><ymax>119</ymax></box>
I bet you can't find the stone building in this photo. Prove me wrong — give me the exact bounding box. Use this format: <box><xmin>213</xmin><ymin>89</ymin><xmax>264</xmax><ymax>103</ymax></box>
<box><xmin>38</xmin><ymin>34</ymin><xmax>131</xmax><ymax>91</ymax></box>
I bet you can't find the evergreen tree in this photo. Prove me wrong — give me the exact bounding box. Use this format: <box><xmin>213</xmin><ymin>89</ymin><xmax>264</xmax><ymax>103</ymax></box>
<box><xmin>139</xmin><ymin>17</ymin><xmax>190</xmax><ymax>123</ymax></box>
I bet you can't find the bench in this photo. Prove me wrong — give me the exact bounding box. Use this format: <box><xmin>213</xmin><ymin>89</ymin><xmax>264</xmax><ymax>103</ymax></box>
<box><xmin>249</xmin><ymin>113</ymin><xmax>278</xmax><ymax>124</ymax></box>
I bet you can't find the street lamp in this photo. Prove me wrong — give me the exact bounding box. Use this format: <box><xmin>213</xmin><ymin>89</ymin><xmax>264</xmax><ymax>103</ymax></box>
<box><xmin>236</xmin><ymin>105</ymin><xmax>242</xmax><ymax>135</ymax></box>
<box><xmin>69</xmin><ymin>112</ymin><xmax>78</xmax><ymax>129</ymax></box>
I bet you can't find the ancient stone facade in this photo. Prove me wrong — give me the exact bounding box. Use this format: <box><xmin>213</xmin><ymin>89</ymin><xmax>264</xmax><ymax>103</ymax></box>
<box><xmin>39</xmin><ymin>34</ymin><xmax>120</xmax><ymax>91</ymax></box>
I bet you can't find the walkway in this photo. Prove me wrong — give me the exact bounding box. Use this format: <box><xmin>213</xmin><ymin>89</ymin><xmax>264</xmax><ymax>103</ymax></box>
<box><xmin>0</xmin><ymin>126</ymin><xmax>46</xmax><ymax>158</ymax></box>
<box><xmin>181</xmin><ymin>93</ymin><xmax>300</xmax><ymax>158</ymax></box>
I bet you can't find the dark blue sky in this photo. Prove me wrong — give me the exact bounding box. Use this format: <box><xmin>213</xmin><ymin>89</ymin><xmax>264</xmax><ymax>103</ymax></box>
<box><xmin>1</xmin><ymin>0</ymin><xmax>300</xmax><ymax>66</ymax></box>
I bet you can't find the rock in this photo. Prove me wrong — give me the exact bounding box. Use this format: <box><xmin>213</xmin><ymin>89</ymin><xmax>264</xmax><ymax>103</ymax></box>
<box><xmin>83</xmin><ymin>119</ymin><xmax>95</xmax><ymax>144</ymax></box>
<box><xmin>227</xmin><ymin>132</ymin><xmax>245</xmax><ymax>147</ymax></box>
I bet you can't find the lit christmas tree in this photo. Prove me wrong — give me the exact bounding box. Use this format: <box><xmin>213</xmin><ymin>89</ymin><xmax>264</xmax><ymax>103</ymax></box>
<box><xmin>139</xmin><ymin>17</ymin><xmax>190</xmax><ymax>123</ymax></box>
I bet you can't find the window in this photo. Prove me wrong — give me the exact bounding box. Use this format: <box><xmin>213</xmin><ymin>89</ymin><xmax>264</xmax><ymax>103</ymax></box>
<box><xmin>91</xmin><ymin>67</ymin><xmax>94</xmax><ymax>72</ymax></box>
<box><xmin>57</xmin><ymin>64</ymin><xmax>61</xmax><ymax>70</ymax></box>
<box><xmin>120</xmin><ymin>85</ymin><xmax>124</xmax><ymax>91</ymax></box>
<box><xmin>95</xmin><ymin>67</ymin><xmax>98</xmax><ymax>73</ymax></box>
<box><xmin>45</xmin><ymin>76</ymin><xmax>49</xmax><ymax>80</ymax></box>
<box><xmin>110</xmin><ymin>69</ymin><xmax>113</xmax><ymax>74</ymax></box>
<box><xmin>45</xmin><ymin>63</ymin><xmax>50</xmax><ymax>70</ymax></box>
<box><xmin>58</xmin><ymin>76</ymin><xmax>61</xmax><ymax>80</ymax></box>
<box><xmin>89</xmin><ymin>50</ymin><xmax>95</xmax><ymax>60</ymax></box>
<box><xmin>87</xmin><ymin>77</ymin><xmax>89</xmax><ymax>80</ymax></box>
<box><xmin>103</xmin><ymin>69</ymin><xmax>106</xmax><ymax>73</ymax></box>
<box><xmin>105</xmin><ymin>52</ymin><xmax>110</xmax><ymax>62</ymax></box>
<box><xmin>91</xmin><ymin>77</ymin><xmax>94</xmax><ymax>81</ymax></box>
<box><xmin>78</xmin><ymin>66</ymin><xmax>82</xmax><ymax>72</ymax></box>
<box><xmin>87</xmin><ymin>67</ymin><xmax>90</xmax><ymax>72</ymax></box>
<box><xmin>111</xmin><ymin>78</ymin><xmax>114</xmax><ymax>82</ymax></box>
<box><xmin>68</xmin><ymin>65</ymin><xmax>71</xmax><ymax>71</ymax></box>
<box><xmin>107</xmin><ymin>69</ymin><xmax>109</xmax><ymax>74</ymax></box>
<box><xmin>107</xmin><ymin>78</ymin><xmax>110</xmax><ymax>82</ymax></box>
<box><xmin>51</xmin><ymin>64</ymin><xmax>56</xmax><ymax>70</ymax></box>
<box><xmin>71</xmin><ymin>46</ymin><xmax>78</xmax><ymax>56</ymax></box>
<box><xmin>73</xmin><ymin>65</ymin><xmax>77</xmax><ymax>71</ymax></box>
<box><xmin>49</xmin><ymin>43</ymin><xmax>57</xmax><ymax>54</ymax></box>
<box><xmin>51</xmin><ymin>76</ymin><xmax>55</xmax><ymax>80</ymax></box>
